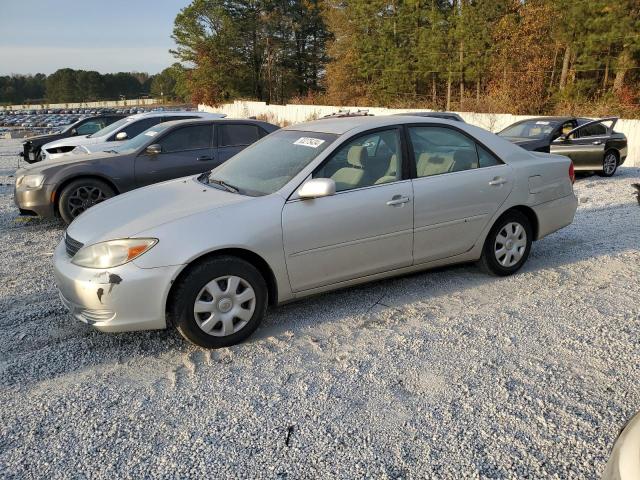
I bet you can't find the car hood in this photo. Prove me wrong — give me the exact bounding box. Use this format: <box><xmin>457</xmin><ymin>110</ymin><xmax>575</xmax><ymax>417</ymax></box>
<box><xmin>44</xmin><ymin>135</ymin><xmax>102</xmax><ymax>149</ymax></box>
<box><xmin>16</xmin><ymin>151</ymin><xmax>117</xmax><ymax>174</ymax></box>
<box><xmin>66</xmin><ymin>177</ymin><xmax>251</xmax><ymax>246</ymax></box>
<box><xmin>24</xmin><ymin>131</ymin><xmax>64</xmax><ymax>144</ymax></box>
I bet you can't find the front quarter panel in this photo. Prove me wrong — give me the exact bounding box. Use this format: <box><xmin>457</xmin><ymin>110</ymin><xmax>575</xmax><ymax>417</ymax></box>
<box><xmin>132</xmin><ymin>193</ymin><xmax>293</xmax><ymax>302</ymax></box>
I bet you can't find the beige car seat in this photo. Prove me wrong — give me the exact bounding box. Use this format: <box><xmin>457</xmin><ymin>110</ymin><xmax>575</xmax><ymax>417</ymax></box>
<box><xmin>417</xmin><ymin>152</ymin><xmax>454</xmax><ymax>177</ymax></box>
<box><xmin>331</xmin><ymin>145</ymin><xmax>367</xmax><ymax>190</ymax></box>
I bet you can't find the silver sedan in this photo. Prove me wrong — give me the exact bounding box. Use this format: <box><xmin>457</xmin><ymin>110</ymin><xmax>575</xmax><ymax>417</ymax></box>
<box><xmin>53</xmin><ymin>116</ymin><xmax>578</xmax><ymax>348</ymax></box>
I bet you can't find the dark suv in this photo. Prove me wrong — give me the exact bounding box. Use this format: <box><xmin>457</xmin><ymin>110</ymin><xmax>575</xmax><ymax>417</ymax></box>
<box><xmin>14</xmin><ymin>118</ymin><xmax>279</xmax><ymax>223</ymax></box>
<box><xmin>20</xmin><ymin>115</ymin><xmax>125</xmax><ymax>163</ymax></box>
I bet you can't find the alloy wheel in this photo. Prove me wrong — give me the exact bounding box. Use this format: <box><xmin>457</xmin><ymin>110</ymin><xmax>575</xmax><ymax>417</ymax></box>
<box><xmin>67</xmin><ymin>185</ymin><xmax>108</xmax><ymax>218</ymax></box>
<box><xmin>494</xmin><ymin>222</ymin><xmax>527</xmax><ymax>268</ymax></box>
<box><xmin>193</xmin><ymin>275</ymin><xmax>256</xmax><ymax>337</ymax></box>
<box><xmin>603</xmin><ymin>153</ymin><xmax>617</xmax><ymax>176</ymax></box>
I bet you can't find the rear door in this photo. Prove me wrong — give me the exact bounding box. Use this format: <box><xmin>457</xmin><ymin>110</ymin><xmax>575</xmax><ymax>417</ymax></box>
<box><xmin>408</xmin><ymin>125</ymin><xmax>514</xmax><ymax>264</ymax></box>
<box><xmin>550</xmin><ymin>120</ymin><xmax>608</xmax><ymax>169</ymax></box>
<box><xmin>216</xmin><ymin>123</ymin><xmax>262</xmax><ymax>162</ymax></box>
<box><xmin>134</xmin><ymin>123</ymin><xmax>215</xmax><ymax>187</ymax></box>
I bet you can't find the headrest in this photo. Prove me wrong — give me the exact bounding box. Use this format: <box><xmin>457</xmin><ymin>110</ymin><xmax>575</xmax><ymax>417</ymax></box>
<box><xmin>419</xmin><ymin>152</ymin><xmax>446</xmax><ymax>164</ymax></box>
<box><xmin>452</xmin><ymin>149</ymin><xmax>477</xmax><ymax>170</ymax></box>
<box><xmin>347</xmin><ymin>145</ymin><xmax>367</xmax><ymax>168</ymax></box>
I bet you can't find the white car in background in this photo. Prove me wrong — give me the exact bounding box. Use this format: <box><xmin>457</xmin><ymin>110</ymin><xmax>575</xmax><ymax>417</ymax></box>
<box><xmin>40</xmin><ymin>111</ymin><xmax>226</xmax><ymax>161</ymax></box>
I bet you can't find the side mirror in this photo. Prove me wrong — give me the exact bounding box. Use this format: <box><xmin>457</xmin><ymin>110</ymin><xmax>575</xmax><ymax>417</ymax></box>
<box><xmin>298</xmin><ymin>178</ymin><xmax>336</xmax><ymax>199</ymax></box>
<box><xmin>146</xmin><ymin>144</ymin><xmax>162</xmax><ymax>155</ymax></box>
<box><xmin>115</xmin><ymin>131</ymin><xmax>128</xmax><ymax>141</ymax></box>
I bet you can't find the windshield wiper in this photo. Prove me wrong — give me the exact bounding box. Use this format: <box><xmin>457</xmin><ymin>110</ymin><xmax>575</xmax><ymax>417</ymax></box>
<box><xmin>209</xmin><ymin>177</ymin><xmax>239</xmax><ymax>193</ymax></box>
<box><xmin>104</xmin><ymin>149</ymin><xmax>119</xmax><ymax>154</ymax></box>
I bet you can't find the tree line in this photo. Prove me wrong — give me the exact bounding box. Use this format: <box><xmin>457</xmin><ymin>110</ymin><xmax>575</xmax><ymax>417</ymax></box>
<box><xmin>0</xmin><ymin>67</ymin><xmax>188</xmax><ymax>105</ymax></box>
<box><xmin>171</xmin><ymin>0</ymin><xmax>640</xmax><ymax>117</ymax></box>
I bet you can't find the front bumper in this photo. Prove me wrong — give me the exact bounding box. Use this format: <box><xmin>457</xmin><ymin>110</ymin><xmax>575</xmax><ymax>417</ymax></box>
<box><xmin>531</xmin><ymin>193</ymin><xmax>578</xmax><ymax>240</ymax></box>
<box><xmin>53</xmin><ymin>240</ymin><xmax>182</xmax><ymax>332</ymax></box>
<box><xmin>14</xmin><ymin>184</ymin><xmax>56</xmax><ymax>217</ymax></box>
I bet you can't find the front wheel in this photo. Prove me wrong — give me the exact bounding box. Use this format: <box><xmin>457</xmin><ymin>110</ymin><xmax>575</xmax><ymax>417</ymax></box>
<box><xmin>58</xmin><ymin>178</ymin><xmax>115</xmax><ymax>224</ymax></box>
<box><xmin>598</xmin><ymin>151</ymin><xmax>618</xmax><ymax>177</ymax></box>
<box><xmin>169</xmin><ymin>256</ymin><xmax>268</xmax><ymax>348</ymax></box>
<box><xmin>479</xmin><ymin>211</ymin><xmax>533</xmax><ymax>276</ymax></box>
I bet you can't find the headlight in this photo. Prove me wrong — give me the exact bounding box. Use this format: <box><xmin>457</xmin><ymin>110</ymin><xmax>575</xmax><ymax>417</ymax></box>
<box><xmin>16</xmin><ymin>174</ymin><xmax>45</xmax><ymax>189</ymax></box>
<box><xmin>71</xmin><ymin>238</ymin><xmax>158</xmax><ymax>269</ymax></box>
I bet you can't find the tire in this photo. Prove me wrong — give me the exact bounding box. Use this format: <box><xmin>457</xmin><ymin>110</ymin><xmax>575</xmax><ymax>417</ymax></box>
<box><xmin>58</xmin><ymin>178</ymin><xmax>116</xmax><ymax>224</ymax></box>
<box><xmin>598</xmin><ymin>150</ymin><xmax>618</xmax><ymax>177</ymax></box>
<box><xmin>478</xmin><ymin>210</ymin><xmax>533</xmax><ymax>276</ymax></box>
<box><xmin>169</xmin><ymin>256</ymin><xmax>268</xmax><ymax>348</ymax></box>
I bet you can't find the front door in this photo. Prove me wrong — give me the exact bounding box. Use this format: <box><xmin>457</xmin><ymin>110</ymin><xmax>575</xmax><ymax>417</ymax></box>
<box><xmin>407</xmin><ymin>126</ymin><xmax>514</xmax><ymax>264</ymax></box>
<box><xmin>134</xmin><ymin>124</ymin><xmax>215</xmax><ymax>187</ymax></box>
<box><xmin>282</xmin><ymin>128</ymin><xmax>413</xmax><ymax>292</ymax></box>
<box><xmin>551</xmin><ymin>120</ymin><xmax>608</xmax><ymax>169</ymax></box>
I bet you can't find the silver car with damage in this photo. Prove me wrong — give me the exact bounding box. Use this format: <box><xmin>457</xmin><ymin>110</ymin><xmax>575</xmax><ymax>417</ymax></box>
<box><xmin>53</xmin><ymin>116</ymin><xmax>578</xmax><ymax>348</ymax></box>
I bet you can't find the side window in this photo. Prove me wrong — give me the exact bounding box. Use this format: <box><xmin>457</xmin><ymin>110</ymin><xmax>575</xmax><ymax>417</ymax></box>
<box><xmin>120</xmin><ymin>118</ymin><xmax>162</xmax><ymax>139</ymax></box>
<box><xmin>314</xmin><ymin>129</ymin><xmax>402</xmax><ymax>192</ymax></box>
<box><xmin>76</xmin><ymin>120</ymin><xmax>104</xmax><ymax>135</ymax></box>
<box><xmin>578</xmin><ymin>122</ymin><xmax>607</xmax><ymax>137</ymax></box>
<box><xmin>219</xmin><ymin>124</ymin><xmax>260</xmax><ymax>147</ymax></box>
<box><xmin>477</xmin><ymin>145</ymin><xmax>502</xmax><ymax>168</ymax></box>
<box><xmin>158</xmin><ymin>125</ymin><xmax>212</xmax><ymax>153</ymax></box>
<box><xmin>409</xmin><ymin>127</ymin><xmax>478</xmax><ymax>177</ymax></box>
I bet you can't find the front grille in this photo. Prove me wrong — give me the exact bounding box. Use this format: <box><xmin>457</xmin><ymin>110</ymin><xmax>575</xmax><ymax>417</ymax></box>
<box><xmin>65</xmin><ymin>234</ymin><xmax>83</xmax><ymax>257</ymax></box>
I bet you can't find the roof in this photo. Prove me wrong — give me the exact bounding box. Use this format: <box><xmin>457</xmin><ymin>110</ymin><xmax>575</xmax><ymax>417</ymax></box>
<box><xmin>124</xmin><ymin>111</ymin><xmax>226</xmax><ymax>121</ymax></box>
<box><xmin>157</xmin><ymin>118</ymin><xmax>276</xmax><ymax>129</ymax></box>
<box><xmin>285</xmin><ymin>115</ymin><xmax>469</xmax><ymax>135</ymax></box>
<box><xmin>285</xmin><ymin>115</ymin><xmax>528</xmax><ymax>163</ymax></box>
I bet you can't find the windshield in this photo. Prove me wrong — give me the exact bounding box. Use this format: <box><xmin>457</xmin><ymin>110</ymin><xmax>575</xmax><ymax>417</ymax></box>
<box><xmin>61</xmin><ymin>119</ymin><xmax>84</xmax><ymax>133</ymax></box>
<box><xmin>111</xmin><ymin>123</ymin><xmax>171</xmax><ymax>154</ymax></box>
<box><xmin>499</xmin><ymin>120</ymin><xmax>559</xmax><ymax>138</ymax></box>
<box><xmin>88</xmin><ymin>117</ymin><xmax>131</xmax><ymax>138</ymax></box>
<box><xmin>207</xmin><ymin>129</ymin><xmax>337</xmax><ymax>196</ymax></box>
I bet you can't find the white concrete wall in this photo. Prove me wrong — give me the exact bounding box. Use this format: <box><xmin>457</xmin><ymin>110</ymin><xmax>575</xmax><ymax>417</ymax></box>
<box><xmin>1</xmin><ymin>98</ymin><xmax>160</xmax><ymax>111</ymax></box>
<box><xmin>201</xmin><ymin>100</ymin><xmax>640</xmax><ymax>167</ymax></box>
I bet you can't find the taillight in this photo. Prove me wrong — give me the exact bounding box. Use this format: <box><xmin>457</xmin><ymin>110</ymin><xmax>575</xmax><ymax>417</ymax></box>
<box><xmin>569</xmin><ymin>161</ymin><xmax>575</xmax><ymax>184</ymax></box>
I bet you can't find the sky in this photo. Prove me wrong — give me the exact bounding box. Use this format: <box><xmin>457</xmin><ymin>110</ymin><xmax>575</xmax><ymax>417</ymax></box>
<box><xmin>0</xmin><ymin>0</ymin><xmax>193</xmax><ymax>75</ymax></box>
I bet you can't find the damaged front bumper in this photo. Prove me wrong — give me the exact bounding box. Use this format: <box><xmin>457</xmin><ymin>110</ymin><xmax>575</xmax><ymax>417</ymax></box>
<box><xmin>53</xmin><ymin>239</ymin><xmax>182</xmax><ymax>333</ymax></box>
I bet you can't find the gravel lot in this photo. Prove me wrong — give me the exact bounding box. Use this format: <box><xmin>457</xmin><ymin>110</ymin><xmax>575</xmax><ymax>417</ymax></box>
<box><xmin>0</xmin><ymin>138</ymin><xmax>638</xmax><ymax>479</ymax></box>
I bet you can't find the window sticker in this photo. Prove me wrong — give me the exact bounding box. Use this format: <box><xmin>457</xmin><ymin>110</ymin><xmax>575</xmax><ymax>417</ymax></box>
<box><xmin>294</xmin><ymin>137</ymin><xmax>325</xmax><ymax>148</ymax></box>
<box><xmin>535</xmin><ymin>121</ymin><xmax>550</xmax><ymax>125</ymax></box>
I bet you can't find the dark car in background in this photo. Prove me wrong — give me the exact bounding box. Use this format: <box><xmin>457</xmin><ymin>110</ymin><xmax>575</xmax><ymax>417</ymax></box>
<box><xmin>498</xmin><ymin>116</ymin><xmax>628</xmax><ymax>177</ymax></box>
<box><xmin>14</xmin><ymin>118</ymin><xmax>279</xmax><ymax>223</ymax></box>
<box><xmin>394</xmin><ymin>111</ymin><xmax>465</xmax><ymax>122</ymax></box>
<box><xmin>20</xmin><ymin>115</ymin><xmax>125</xmax><ymax>163</ymax></box>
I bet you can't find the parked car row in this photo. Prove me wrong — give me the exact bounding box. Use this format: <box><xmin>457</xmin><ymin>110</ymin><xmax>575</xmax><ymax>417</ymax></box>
<box><xmin>11</xmin><ymin>112</ymin><xmax>580</xmax><ymax>349</ymax></box>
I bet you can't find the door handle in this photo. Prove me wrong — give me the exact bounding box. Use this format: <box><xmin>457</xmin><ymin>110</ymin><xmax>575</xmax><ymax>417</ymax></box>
<box><xmin>592</xmin><ymin>140</ymin><xmax>602</xmax><ymax>145</ymax></box>
<box><xmin>197</xmin><ymin>155</ymin><xmax>213</xmax><ymax>161</ymax></box>
<box><xmin>386</xmin><ymin>195</ymin><xmax>410</xmax><ymax>206</ymax></box>
<box><xmin>489</xmin><ymin>177</ymin><xmax>507</xmax><ymax>186</ymax></box>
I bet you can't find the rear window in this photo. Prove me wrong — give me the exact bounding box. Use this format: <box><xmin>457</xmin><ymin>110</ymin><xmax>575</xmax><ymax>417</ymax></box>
<box><xmin>219</xmin><ymin>124</ymin><xmax>260</xmax><ymax>147</ymax></box>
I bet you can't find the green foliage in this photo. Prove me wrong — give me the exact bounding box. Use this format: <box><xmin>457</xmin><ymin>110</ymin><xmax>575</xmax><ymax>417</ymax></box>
<box><xmin>171</xmin><ymin>0</ymin><xmax>330</xmax><ymax>105</ymax></box>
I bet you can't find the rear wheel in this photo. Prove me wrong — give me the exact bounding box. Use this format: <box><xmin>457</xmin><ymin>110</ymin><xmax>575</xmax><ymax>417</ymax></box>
<box><xmin>599</xmin><ymin>151</ymin><xmax>618</xmax><ymax>177</ymax></box>
<box><xmin>58</xmin><ymin>178</ymin><xmax>115</xmax><ymax>224</ymax></box>
<box><xmin>479</xmin><ymin>211</ymin><xmax>532</xmax><ymax>276</ymax></box>
<box><xmin>169</xmin><ymin>256</ymin><xmax>268</xmax><ymax>348</ymax></box>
